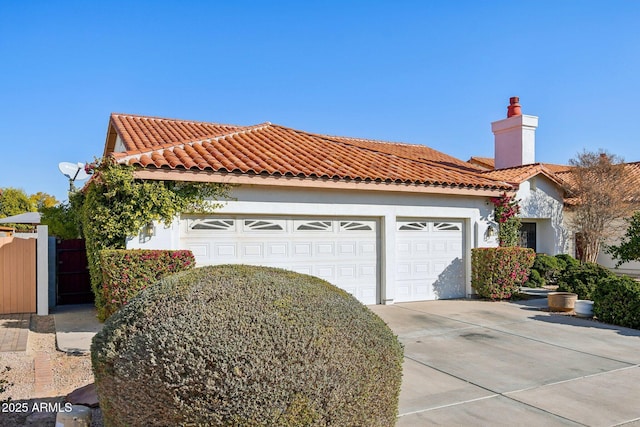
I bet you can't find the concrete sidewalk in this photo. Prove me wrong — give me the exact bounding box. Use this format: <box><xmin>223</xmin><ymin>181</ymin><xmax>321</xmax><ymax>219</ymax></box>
<box><xmin>52</xmin><ymin>304</ymin><xmax>102</xmax><ymax>354</ymax></box>
<box><xmin>370</xmin><ymin>298</ymin><xmax>640</xmax><ymax>426</ymax></box>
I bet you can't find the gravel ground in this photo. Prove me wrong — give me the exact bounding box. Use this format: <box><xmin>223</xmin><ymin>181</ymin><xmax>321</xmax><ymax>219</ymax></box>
<box><xmin>0</xmin><ymin>315</ymin><xmax>102</xmax><ymax>427</ymax></box>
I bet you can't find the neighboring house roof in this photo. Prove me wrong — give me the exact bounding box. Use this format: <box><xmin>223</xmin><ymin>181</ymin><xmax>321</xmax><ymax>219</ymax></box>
<box><xmin>481</xmin><ymin>163</ymin><xmax>570</xmax><ymax>189</ymax></box>
<box><xmin>0</xmin><ymin>212</ymin><xmax>41</xmax><ymax>224</ymax></box>
<box><xmin>105</xmin><ymin>113</ymin><xmax>514</xmax><ymax>193</ymax></box>
<box><xmin>468</xmin><ymin>156</ymin><xmax>495</xmax><ymax>170</ymax></box>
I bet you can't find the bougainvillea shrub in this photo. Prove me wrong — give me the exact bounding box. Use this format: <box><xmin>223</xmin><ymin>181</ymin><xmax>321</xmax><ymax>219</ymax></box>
<box><xmin>97</xmin><ymin>249</ymin><xmax>195</xmax><ymax>320</ymax></box>
<box><xmin>471</xmin><ymin>247</ymin><xmax>535</xmax><ymax>300</ymax></box>
<box><xmin>490</xmin><ymin>192</ymin><xmax>522</xmax><ymax>247</ymax></box>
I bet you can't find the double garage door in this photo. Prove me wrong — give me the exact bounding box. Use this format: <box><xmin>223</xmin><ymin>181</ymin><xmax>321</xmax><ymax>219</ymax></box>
<box><xmin>181</xmin><ymin>216</ymin><xmax>465</xmax><ymax>305</ymax></box>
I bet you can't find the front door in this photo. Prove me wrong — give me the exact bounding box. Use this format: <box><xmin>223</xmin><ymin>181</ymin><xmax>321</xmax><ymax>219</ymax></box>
<box><xmin>520</xmin><ymin>222</ymin><xmax>537</xmax><ymax>252</ymax></box>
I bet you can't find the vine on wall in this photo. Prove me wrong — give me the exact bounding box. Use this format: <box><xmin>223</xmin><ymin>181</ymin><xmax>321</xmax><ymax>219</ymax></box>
<box><xmin>72</xmin><ymin>157</ymin><xmax>229</xmax><ymax>311</ymax></box>
<box><xmin>490</xmin><ymin>192</ymin><xmax>522</xmax><ymax>247</ymax></box>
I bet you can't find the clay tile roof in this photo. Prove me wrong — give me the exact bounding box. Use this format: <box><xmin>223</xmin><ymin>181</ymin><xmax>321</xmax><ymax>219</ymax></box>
<box><xmin>109</xmin><ymin>113</ymin><xmax>242</xmax><ymax>152</ymax></box>
<box><xmin>106</xmin><ymin>114</ymin><xmax>515</xmax><ymax>191</ymax></box>
<box><xmin>468</xmin><ymin>156</ymin><xmax>495</xmax><ymax>170</ymax></box>
<box><xmin>482</xmin><ymin>163</ymin><xmax>569</xmax><ymax>188</ymax></box>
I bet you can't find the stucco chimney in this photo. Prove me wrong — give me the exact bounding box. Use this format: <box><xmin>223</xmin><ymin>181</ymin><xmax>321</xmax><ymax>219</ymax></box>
<box><xmin>492</xmin><ymin>97</ymin><xmax>538</xmax><ymax>169</ymax></box>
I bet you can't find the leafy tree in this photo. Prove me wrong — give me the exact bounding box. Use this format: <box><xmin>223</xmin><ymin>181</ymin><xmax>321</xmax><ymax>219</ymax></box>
<box><xmin>606</xmin><ymin>211</ymin><xmax>640</xmax><ymax>266</ymax></box>
<box><xmin>0</xmin><ymin>187</ymin><xmax>35</xmax><ymax>217</ymax></box>
<box><xmin>40</xmin><ymin>203</ymin><xmax>81</xmax><ymax>239</ymax></box>
<box><xmin>566</xmin><ymin>150</ymin><xmax>639</xmax><ymax>263</ymax></box>
<box><xmin>0</xmin><ymin>187</ymin><xmax>36</xmax><ymax>231</ymax></box>
<box><xmin>30</xmin><ymin>192</ymin><xmax>58</xmax><ymax>210</ymax></box>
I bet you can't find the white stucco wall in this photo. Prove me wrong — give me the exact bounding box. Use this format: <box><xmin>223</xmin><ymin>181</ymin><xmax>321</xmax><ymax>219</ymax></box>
<box><xmin>516</xmin><ymin>176</ymin><xmax>568</xmax><ymax>255</ymax></box>
<box><xmin>597</xmin><ymin>218</ymin><xmax>640</xmax><ymax>277</ymax></box>
<box><xmin>128</xmin><ymin>184</ymin><xmax>501</xmax><ymax>303</ymax></box>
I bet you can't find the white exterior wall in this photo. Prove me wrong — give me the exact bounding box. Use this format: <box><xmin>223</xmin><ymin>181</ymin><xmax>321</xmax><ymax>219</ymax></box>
<box><xmin>129</xmin><ymin>185</ymin><xmax>499</xmax><ymax>303</ymax></box>
<box><xmin>516</xmin><ymin>176</ymin><xmax>568</xmax><ymax>255</ymax></box>
<box><xmin>597</xmin><ymin>218</ymin><xmax>640</xmax><ymax>277</ymax></box>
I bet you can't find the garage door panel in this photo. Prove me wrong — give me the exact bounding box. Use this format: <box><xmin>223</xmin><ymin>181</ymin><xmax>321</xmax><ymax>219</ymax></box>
<box><xmin>266</xmin><ymin>243</ymin><xmax>287</xmax><ymax>257</ymax></box>
<box><xmin>338</xmin><ymin>242</ymin><xmax>356</xmax><ymax>256</ymax></box>
<box><xmin>215</xmin><ymin>243</ymin><xmax>237</xmax><ymax>258</ymax></box>
<box><xmin>396</xmin><ymin>219</ymin><xmax>464</xmax><ymax>302</ymax></box>
<box><xmin>241</xmin><ymin>243</ymin><xmax>263</xmax><ymax>257</ymax></box>
<box><xmin>182</xmin><ymin>217</ymin><xmax>378</xmax><ymax>305</ymax></box>
<box><xmin>293</xmin><ymin>243</ymin><xmax>312</xmax><ymax>256</ymax></box>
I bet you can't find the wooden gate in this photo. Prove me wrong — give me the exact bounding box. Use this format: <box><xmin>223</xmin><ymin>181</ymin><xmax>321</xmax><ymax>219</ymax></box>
<box><xmin>0</xmin><ymin>236</ymin><xmax>36</xmax><ymax>314</ymax></box>
<box><xmin>56</xmin><ymin>239</ymin><xmax>93</xmax><ymax>305</ymax></box>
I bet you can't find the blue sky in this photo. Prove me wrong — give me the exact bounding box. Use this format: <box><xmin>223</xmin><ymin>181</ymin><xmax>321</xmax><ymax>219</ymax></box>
<box><xmin>1</xmin><ymin>1</ymin><xmax>639</xmax><ymax>203</ymax></box>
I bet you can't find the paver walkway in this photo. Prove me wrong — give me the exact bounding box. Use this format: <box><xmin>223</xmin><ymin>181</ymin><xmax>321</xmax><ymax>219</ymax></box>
<box><xmin>0</xmin><ymin>313</ymin><xmax>30</xmax><ymax>352</ymax></box>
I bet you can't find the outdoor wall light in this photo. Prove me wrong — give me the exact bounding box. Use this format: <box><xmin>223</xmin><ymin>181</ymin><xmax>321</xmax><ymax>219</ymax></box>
<box><xmin>486</xmin><ymin>225</ymin><xmax>496</xmax><ymax>238</ymax></box>
<box><xmin>145</xmin><ymin>222</ymin><xmax>156</xmax><ymax>237</ymax></box>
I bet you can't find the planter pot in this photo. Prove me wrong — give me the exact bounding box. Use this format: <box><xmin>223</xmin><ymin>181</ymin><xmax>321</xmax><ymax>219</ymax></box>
<box><xmin>574</xmin><ymin>300</ymin><xmax>594</xmax><ymax>318</ymax></box>
<box><xmin>548</xmin><ymin>292</ymin><xmax>578</xmax><ymax>312</ymax></box>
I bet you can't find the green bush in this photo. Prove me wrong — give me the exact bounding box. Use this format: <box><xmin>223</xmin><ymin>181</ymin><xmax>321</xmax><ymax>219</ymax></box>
<box><xmin>525</xmin><ymin>269</ymin><xmax>545</xmax><ymax>288</ymax></box>
<box><xmin>593</xmin><ymin>275</ymin><xmax>640</xmax><ymax>329</ymax></box>
<box><xmin>557</xmin><ymin>262</ymin><xmax>613</xmax><ymax>300</ymax></box>
<box><xmin>532</xmin><ymin>254</ymin><xmax>563</xmax><ymax>285</ymax></box>
<box><xmin>555</xmin><ymin>253</ymin><xmax>580</xmax><ymax>269</ymax></box>
<box><xmin>91</xmin><ymin>265</ymin><xmax>404</xmax><ymax>426</ymax></box>
<box><xmin>97</xmin><ymin>249</ymin><xmax>195</xmax><ymax>321</ymax></box>
<box><xmin>471</xmin><ymin>247</ymin><xmax>536</xmax><ymax>300</ymax></box>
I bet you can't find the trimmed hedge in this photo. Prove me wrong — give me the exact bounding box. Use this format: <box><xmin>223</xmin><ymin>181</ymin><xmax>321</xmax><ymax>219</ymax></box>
<box><xmin>593</xmin><ymin>275</ymin><xmax>640</xmax><ymax>329</ymax></box>
<box><xmin>91</xmin><ymin>264</ymin><xmax>404</xmax><ymax>426</ymax></box>
<box><xmin>556</xmin><ymin>262</ymin><xmax>613</xmax><ymax>301</ymax></box>
<box><xmin>471</xmin><ymin>247</ymin><xmax>535</xmax><ymax>300</ymax></box>
<box><xmin>97</xmin><ymin>249</ymin><xmax>195</xmax><ymax>321</ymax></box>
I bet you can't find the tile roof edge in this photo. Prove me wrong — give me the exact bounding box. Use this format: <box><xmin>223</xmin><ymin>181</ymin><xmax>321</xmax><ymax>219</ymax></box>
<box><xmin>130</xmin><ymin>166</ymin><xmax>515</xmax><ymax>192</ymax></box>
<box><xmin>109</xmin><ymin>112</ymin><xmax>243</xmax><ymax>128</ymax></box>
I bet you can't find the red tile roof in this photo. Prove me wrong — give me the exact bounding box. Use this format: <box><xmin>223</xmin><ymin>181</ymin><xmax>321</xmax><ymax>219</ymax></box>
<box><xmin>105</xmin><ymin>113</ymin><xmax>518</xmax><ymax>191</ymax></box>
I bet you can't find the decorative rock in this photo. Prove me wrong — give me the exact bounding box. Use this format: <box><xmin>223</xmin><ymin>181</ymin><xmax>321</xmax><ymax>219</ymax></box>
<box><xmin>56</xmin><ymin>404</ymin><xmax>92</xmax><ymax>427</ymax></box>
<box><xmin>66</xmin><ymin>383</ymin><xmax>99</xmax><ymax>408</ymax></box>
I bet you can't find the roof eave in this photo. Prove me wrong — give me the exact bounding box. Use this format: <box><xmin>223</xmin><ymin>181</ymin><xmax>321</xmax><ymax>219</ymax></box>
<box><xmin>131</xmin><ymin>167</ymin><xmax>511</xmax><ymax>197</ymax></box>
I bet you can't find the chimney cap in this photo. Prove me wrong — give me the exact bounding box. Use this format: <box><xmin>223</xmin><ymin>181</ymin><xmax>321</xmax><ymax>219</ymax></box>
<box><xmin>507</xmin><ymin>96</ymin><xmax>522</xmax><ymax>118</ymax></box>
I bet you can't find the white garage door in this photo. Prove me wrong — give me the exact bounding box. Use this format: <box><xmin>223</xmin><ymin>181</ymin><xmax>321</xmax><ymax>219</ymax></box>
<box><xmin>395</xmin><ymin>219</ymin><xmax>465</xmax><ymax>302</ymax></box>
<box><xmin>181</xmin><ymin>216</ymin><xmax>379</xmax><ymax>305</ymax></box>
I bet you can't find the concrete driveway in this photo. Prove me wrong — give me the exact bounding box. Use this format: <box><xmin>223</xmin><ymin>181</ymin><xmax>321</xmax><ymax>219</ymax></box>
<box><xmin>370</xmin><ymin>298</ymin><xmax>640</xmax><ymax>427</ymax></box>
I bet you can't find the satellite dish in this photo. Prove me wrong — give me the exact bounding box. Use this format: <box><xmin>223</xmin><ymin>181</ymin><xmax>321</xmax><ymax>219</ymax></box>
<box><xmin>58</xmin><ymin>162</ymin><xmax>90</xmax><ymax>181</ymax></box>
<box><xmin>58</xmin><ymin>162</ymin><xmax>90</xmax><ymax>191</ymax></box>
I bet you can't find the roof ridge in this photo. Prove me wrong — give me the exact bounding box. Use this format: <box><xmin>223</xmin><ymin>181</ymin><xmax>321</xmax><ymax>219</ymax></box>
<box><xmin>110</xmin><ymin>112</ymin><xmax>241</xmax><ymax>128</ymax></box>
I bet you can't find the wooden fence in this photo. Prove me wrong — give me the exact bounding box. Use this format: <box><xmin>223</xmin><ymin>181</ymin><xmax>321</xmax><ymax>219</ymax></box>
<box><xmin>0</xmin><ymin>236</ymin><xmax>36</xmax><ymax>314</ymax></box>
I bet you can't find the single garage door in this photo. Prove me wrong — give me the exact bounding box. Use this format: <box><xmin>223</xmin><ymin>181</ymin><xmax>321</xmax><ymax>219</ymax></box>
<box><xmin>181</xmin><ymin>216</ymin><xmax>379</xmax><ymax>305</ymax></box>
<box><xmin>395</xmin><ymin>219</ymin><xmax>465</xmax><ymax>302</ymax></box>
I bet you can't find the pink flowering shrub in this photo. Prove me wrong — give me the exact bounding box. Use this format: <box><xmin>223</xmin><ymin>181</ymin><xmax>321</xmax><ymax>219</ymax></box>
<box><xmin>471</xmin><ymin>247</ymin><xmax>535</xmax><ymax>300</ymax></box>
<box><xmin>98</xmin><ymin>249</ymin><xmax>195</xmax><ymax>320</ymax></box>
<box><xmin>490</xmin><ymin>192</ymin><xmax>521</xmax><ymax>247</ymax></box>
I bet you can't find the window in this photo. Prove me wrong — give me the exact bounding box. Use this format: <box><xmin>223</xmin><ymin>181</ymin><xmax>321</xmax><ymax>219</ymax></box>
<box><xmin>433</xmin><ymin>222</ymin><xmax>461</xmax><ymax>231</ymax></box>
<box><xmin>296</xmin><ymin>221</ymin><xmax>332</xmax><ymax>231</ymax></box>
<box><xmin>189</xmin><ymin>219</ymin><xmax>235</xmax><ymax>230</ymax></box>
<box><xmin>243</xmin><ymin>220</ymin><xmax>284</xmax><ymax>231</ymax></box>
<box><xmin>340</xmin><ymin>221</ymin><xmax>372</xmax><ymax>231</ymax></box>
<box><xmin>520</xmin><ymin>222</ymin><xmax>537</xmax><ymax>251</ymax></box>
<box><xmin>398</xmin><ymin>222</ymin><xmax>427</xmax><ymax>231</ymax></box>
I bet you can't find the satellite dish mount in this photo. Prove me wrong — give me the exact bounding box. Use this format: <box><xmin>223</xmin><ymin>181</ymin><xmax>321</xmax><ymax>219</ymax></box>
<box><xmin>58</xmin><ymin>162</ymin><xmax>90</xmax><ymax>192</ymax></box>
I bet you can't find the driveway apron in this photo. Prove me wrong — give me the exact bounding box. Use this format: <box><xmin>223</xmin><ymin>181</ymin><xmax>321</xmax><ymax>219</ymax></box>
<box><xmin>370</xmin><ymin>299</ymin><xmax>640</xmax><ymax>427</ymax></box>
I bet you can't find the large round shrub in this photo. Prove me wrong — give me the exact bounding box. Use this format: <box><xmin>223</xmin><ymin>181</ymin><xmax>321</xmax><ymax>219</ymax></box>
<box><xmin>91</xmin><ymin>265</ymin><xmax>404</xmax><ymax>426</ymax></box>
